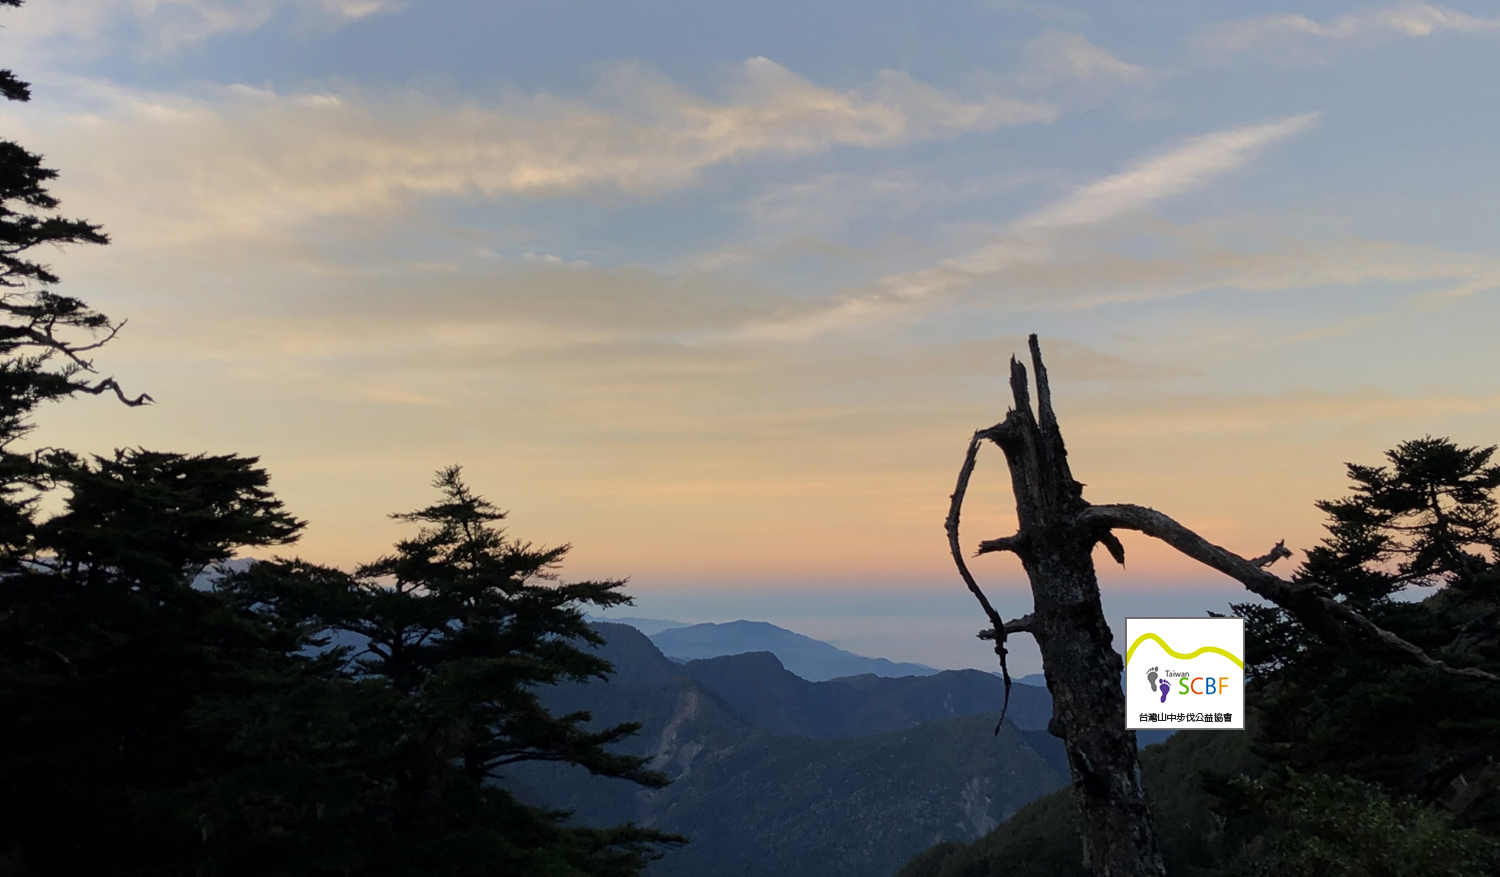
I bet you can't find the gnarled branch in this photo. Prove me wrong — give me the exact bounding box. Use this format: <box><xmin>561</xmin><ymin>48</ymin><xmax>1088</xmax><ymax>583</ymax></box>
<box><xmin>1078</xmin><ymin>503</ymin><xmax>1499</xmax><ymax>682</ymax></box>
<box><xmin>976</xmin><ymin>533</ymin><xmax>1026</xmax><ymax>556</ymax></box>
<box><xmin>947</xmin><ymin>430</ymin><xmax>1007</xmax><ymax>634</ymax></box>
<box><xmin>977</xmin><ymin>614</ymin><xmax>1035</xmax><ymax>640</ymax></box>
<box><xmin>946</xmin><ymin>427</ymin><xmax>1024</xmax><ymax>730</ymax></box>
<box><xmin>1250</xmin><ymin>539</ymin><xmax>1292</xmax><ymax>568</ymax></box>
<box><xmin>80</xmin><ymin>377</ymin><xmax>152</xmax><ymax>407</ymax></box>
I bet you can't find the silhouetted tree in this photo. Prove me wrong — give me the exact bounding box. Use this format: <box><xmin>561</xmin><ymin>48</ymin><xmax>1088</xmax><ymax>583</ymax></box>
<box><xmin>0</xmin><ymin>10</ymin><xmax>272</xmax><ymax>869</ymax></box>
<box><xmin>0</xmin><ymin>0</ymin><xmax>147</xmax><ymax>556</ymax></box>
<box><xmin>946</xmin><ymin>337</ymin><xmax>1497</xmax><ymax>877</ymax></box>
<box><xmin>1230</xmin><ymin>438</ymin><xmax>1500</xmax><ymax>836</ymax></box>
<box><xmin>1301</xmin><ymin>437</ymin><xmax>1500</xmax><ymax>604</ymax></box>
<box><xmin>0</xmin><ymin>5</ymin><xmax>669</xmax><ymax>871</ymax></box>
<box><xmin>223</xmin><ymin>467</ymin><xmax>681</xmax><ymax>876</ymax></box>
<box><xmin>0</xmin><ymin>450</ymin><xmax>306</xmax><ymax>875</ymax></box>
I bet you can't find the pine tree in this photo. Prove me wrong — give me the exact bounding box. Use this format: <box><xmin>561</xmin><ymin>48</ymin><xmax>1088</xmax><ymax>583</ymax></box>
<box><xmin>0</xmin><ymin>8</ymin><xmax>293</xmax><ymax>870</ymax></box>
<box><xmin>0</xmin><ymin>7</ymin><xmax>671</xmax><ymax>871</ymax></box>
<box><xmin>1300</xmin><ymin>437</ymin><xmax>1500</xmax><ymax>605</ymax></box>
<box><xmin>0</xmin><ymin>0</ymin><xmax>147</xmax><ymax>555</ymax></box>
<box><xmin>0</xmin><ymin>450</ymin><xmax>307</xmax><ymax>875</ymax></box>
<box><xmin>222</xmin><ymin>467</ymin><xmax>682</xmax><ymax>876</ymax></box>
<box><xmin>1231</xmin><ymin>438</ymin><xmax>1500</xmax><ymax>844</ymax></box>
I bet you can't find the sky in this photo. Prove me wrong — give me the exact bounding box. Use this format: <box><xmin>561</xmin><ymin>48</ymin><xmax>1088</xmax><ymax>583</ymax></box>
<box><xmin>6</xmin><ymin>1</ymin><xmax>1500</xmax><ymax>672</ymax></box>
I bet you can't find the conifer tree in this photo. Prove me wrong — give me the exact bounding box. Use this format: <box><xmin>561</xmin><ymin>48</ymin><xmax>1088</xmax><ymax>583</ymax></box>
<box><xmin>0</xmin><ymin>7</ymin><xmax>669</xmax><ymax>871</ymax></box>
<box><xmin>223</xmin><ymin>467</ymin><xmax>681</xmax><ymax>876</ymax></box>
<box><xmin>1234</xmin><ymin>437</ymin><xmax>1500</xmax><ymax>833</ymax></box>
<box><xmin>0</xmin><ymin>0</ymin><xmax>147</xmax><ymax>555</ymax></box>
<box><xmin>0</xmin><ymin>450</ymin><xmax>307</xmax><ymax>875</ymax></box>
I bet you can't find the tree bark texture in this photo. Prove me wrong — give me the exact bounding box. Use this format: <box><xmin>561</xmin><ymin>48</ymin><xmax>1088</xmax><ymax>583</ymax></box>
<box><xmin>946</xmin><ymin>335</ymin><xmax>1498</xmax><ymax>877</ymax></box>
<box><xmin>949</xmin><ymin>337</ymin><xmax>1164</xmax><ymax>877</ymax></box>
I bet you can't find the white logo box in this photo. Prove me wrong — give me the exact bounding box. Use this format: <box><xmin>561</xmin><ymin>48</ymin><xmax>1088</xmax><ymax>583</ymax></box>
<box><xmin>1124</xmin><ymin>617</ymin><xmax>1245</xmax><ymax>731</ymax></box>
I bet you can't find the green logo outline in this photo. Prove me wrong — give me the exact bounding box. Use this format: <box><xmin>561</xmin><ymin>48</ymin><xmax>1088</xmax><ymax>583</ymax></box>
<box><xmin>1125</xmin><ymin>632</ymin><xmax>1243</xmax><ymax>669</ymax></box>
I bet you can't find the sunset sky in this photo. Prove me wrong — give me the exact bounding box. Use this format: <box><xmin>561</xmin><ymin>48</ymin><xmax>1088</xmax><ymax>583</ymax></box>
<box><xmin>7</xmin><ymin>1</ymin><xmax>1500</xmax><ymax>672</ymax></box>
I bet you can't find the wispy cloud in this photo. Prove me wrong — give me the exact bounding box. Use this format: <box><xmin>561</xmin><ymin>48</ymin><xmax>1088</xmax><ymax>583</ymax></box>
<box><xmin>1196</xmin><ymin>2</ymin><xmax>1500</xmax><ymax>64</ymax></box>
<box><xmin>7</xmin><ymin>61</ymin><xmax>1053</xmax><ymax>249</ymax></box>
<box><xmin>728</xmin><ymin>169</ymin><xmax>1059</xmax><ymax>246</ymax></box>
<box><xmin>1015</xmin><ymin>31</ymin><xmax>1150</xmax><ymax>88</ymax></box>
<box><xmin>916</xmin><ymin>224</ymin><xmax>1500</xmax><ymax>321</ymax></box>
<box><xmin>735</xmin><ymin>114</ymin><xmax>1320</xmax><ymax>340</ymax></box>
<box><xmin>995</xmin><ymin>114</ymin><xmax>1317</xmax><ymax>239</ymax></box>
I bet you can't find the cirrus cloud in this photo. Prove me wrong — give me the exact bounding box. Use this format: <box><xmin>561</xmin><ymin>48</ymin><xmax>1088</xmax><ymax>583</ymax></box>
<box><xmin>733</xmin><ymin>113</ymin><xmax>1321</xmax><ymax>341</ymax></box>
<box><xmin>1195</xmin><ymin>2</ymin><xmax>1500</xmax><ymax>65</ymax></box>
<box><xmin>6</xmin><ymin>59</ymin><xmax>1055</xmax><ymax>249</ymax></box>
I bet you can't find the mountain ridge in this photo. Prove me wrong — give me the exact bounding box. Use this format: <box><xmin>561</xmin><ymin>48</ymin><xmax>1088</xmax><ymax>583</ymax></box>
<box><xmin>680</xmin><ymin>649</ymin><xmax>1054</xmax><ymax>739</ymax></box>
<box><xmin>647</xmin><ymin>619</ymin><xmax>941</xmax><ymax>681</ymax></box>
<box><xmin>507</xmin><ymin>623</ymin><xmax>1071</xmax><ymax>877</ymax></box>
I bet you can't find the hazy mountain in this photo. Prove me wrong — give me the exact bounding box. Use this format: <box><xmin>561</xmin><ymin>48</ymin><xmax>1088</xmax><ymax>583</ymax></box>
<box><xmin>650</xmin><ymin>620</ymin><xmax>940</xmax><ymax>681</ymax></box>
<box><xmin>644</xmin><ymin>713</ymin><xmax>1066</xmax><ymax>877</ymax></box>
<box><xmin>680</xmin><ymin>650</ymin><xmax>1054</xmax><ymax>739</ymax></box>
<box><xmin>508</xmin><ymin>623</ymin><xmax>1069</xmax><ymax>877</ymax></box>
<box><xmin>588</xmin><ymin>615</ymin><xmax>694</xmax><ymax>636</ymax></box>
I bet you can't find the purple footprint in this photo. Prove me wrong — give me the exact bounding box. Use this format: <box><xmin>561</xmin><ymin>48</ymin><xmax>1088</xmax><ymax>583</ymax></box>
<box><xmin>1158</xmin><ymin>680</ymin><xmax>1170</xmax><ymax>703</ymax></box>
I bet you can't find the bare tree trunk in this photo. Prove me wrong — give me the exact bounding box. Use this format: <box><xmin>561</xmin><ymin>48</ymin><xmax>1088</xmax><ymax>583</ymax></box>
<box><xmin>947</xmin><ymin>337</ymin><xmax>1163</xmax><ymax>877</ymax></box>
<box><xmin>946</xmin><ymin>335</ymin><xmax>1498</xmax><ymax>877</ymax></box>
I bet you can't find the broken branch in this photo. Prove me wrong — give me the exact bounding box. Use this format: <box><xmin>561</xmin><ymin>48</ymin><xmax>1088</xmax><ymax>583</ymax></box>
<box><xmin>1250</xmin><ymin>540</ymin><xmax>1292</xmax><ymax>568</ymax></box>
<box><xmin>1078</xmin><ymin>504</ymin><xmax>1499</xmax><ymax>682</ymax></box>
<box><xmin>977</xmin><ymin>614</ymin><xmax>1035</xmax><ymax>640</ymax></box>
<box><xmin>976</xmin><ymin>533</ymin><xmax>1027</xmax><ymax>556</ymax></box>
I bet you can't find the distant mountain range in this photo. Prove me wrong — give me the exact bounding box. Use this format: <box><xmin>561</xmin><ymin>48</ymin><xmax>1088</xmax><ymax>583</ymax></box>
<box><xmin>597</xmin><ymin>616</ymin><xmax>942</xmax><ymax>681</ymax></box>
<box><xmin>506</xmin><ymin>623</ymin><xmax>1068</xmax><ymax>877</ymax></box>
<box><xmin>596</xmin><ymin>615</ymin><xmax>693</xmax><ymax>636</ymax></box>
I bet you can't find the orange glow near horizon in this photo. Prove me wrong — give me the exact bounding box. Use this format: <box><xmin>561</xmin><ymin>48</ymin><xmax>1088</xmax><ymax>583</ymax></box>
<box><xmin>10</xmin><ymin>6</ymin><xmax>1500</xmax><ymax>592</ymax></box>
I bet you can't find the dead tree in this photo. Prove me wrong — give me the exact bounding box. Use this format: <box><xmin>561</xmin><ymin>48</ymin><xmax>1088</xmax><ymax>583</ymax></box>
<box><xmin>946</xmin><ymin>334</ymin><xmax>1497</xmax><ymax>877</ymax></box>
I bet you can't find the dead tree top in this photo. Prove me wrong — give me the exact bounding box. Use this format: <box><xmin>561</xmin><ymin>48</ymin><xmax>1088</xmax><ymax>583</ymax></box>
<box><xmin>949</xmin><ymin>334</ymin><xmax>1497</xmax><ymax>707</ymax></box>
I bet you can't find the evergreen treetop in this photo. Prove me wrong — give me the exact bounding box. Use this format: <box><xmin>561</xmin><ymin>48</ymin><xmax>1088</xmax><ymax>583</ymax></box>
<box><xmin>0</xmin><ymin>3</ymin><xmax>675</xmax><ymax>871</ymax></box>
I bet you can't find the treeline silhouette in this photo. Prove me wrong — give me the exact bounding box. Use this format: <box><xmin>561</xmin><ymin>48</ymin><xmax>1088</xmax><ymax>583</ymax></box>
<box><xmin>0</xmin><ymin>4</ymin><xmax>677</xmax><ymax>874</ymax></box>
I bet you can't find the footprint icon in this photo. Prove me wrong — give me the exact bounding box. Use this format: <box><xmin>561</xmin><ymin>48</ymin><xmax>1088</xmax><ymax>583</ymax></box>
<box><xmin>1146</xmin><ymin>667</ymin><xmax>1158</xmax><ymax>692</ymax></box>
<box><xmin>1158</xmin><ymin>679</ymin><xmax>1171</xmax><ymax>703</ymax></box>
